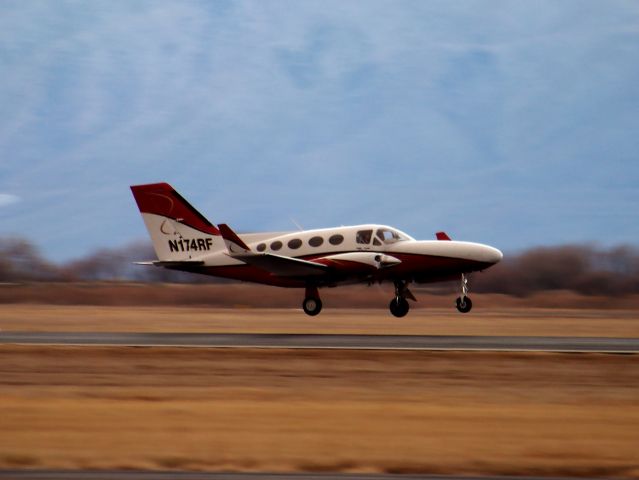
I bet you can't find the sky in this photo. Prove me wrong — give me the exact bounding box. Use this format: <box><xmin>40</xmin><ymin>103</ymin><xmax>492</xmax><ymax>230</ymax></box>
<box><xmin>1</xmin><ymin>0</ymin><xmax>638</xmax><ymax>262</ymax></box>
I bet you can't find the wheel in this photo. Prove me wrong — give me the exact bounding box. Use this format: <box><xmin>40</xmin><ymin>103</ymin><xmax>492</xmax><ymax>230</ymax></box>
<box><xmin>389</xmin><ymin>297</ymin><xmax>410</xmax><ymax>318</ymax></box>
<box><xmin>456</xmin><ymin>296</ymin><xmax>473</xmax><ymax>313</ymax></box>
<box><xmin>303</xmin><ymin>297</ymin><xmax>322</xmax><ymax>316</ymax></box>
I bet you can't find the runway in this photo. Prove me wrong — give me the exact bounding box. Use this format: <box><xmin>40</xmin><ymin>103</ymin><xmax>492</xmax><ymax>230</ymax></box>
<box><xmin>0</xmin><ymin>471</ymin><xmax>613</xmax><ymax>480</ymax></box>
<box><xmin>1</xmin><ymin>332</ymin><xmax>638</xmax><ymax>353</ymax></box>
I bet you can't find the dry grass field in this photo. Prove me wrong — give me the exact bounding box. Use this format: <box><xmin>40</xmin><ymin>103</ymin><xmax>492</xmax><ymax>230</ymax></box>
<box><xmin>1</xmin><ymin>286</ymin><xmax>638</xmax><ymax>477</ymax></box>
<box><xmin>1</xmin><ymin>303</ymin><xmax>639</xmax><ymax>338</ymax></box>
<box><xmin>2</xmin><ymin>282</ymin><xmax>638</xmax><ymax>336</ymax></box>
<box><xmin>2</xmin><ymin>282</ymin><xmax>639</xmax><ymax>310</ymax></box>
<box><xmin>0</xmin><ymin>346</ymin><xmax>638</xmax><ymax>477</ymax></box>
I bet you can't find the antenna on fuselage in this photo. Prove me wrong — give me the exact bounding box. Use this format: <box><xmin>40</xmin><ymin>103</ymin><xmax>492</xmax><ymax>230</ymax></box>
<box><xmin>289</xmin><ymin>217</ymin><xmax>304</xmax><ymax>231</ymax></box>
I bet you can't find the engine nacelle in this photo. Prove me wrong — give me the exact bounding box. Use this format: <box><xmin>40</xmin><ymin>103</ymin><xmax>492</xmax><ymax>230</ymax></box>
<box><xmin>317</xmin><ymin>251</ymin><xmax>401</xmax><ymax>272</ymax></box>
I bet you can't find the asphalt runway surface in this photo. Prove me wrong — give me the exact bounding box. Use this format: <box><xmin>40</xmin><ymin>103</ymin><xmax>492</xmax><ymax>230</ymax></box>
<box><xmin>1</xmin><ymin>331</ymin><xmax>638</xmax><ymax>352</ymax></box>
<box><xmin>0</xmin><ymin>471</ymin><xmax>614</xmax><ymax>480</ymax></box>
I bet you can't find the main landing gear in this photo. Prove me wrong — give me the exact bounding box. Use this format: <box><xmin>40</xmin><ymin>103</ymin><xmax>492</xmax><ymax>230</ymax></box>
<box><xmin>302</xmin><ymin>285</ymin><xmax>322</xmax><ymax>316</ymax></box>
<box><xmin>455</xmin><ymin>273</ymin><xmax>473</xmax><ymax>313</ymax></box>
<box><xmin>302</xmin><ymin>275</ymin><xmax>474</xmax><ymax>317</ymax></box>
<box><xmin>389</xmin><ymin>280</ymin><xmax>416</xmax><ymax>318</ymax></box>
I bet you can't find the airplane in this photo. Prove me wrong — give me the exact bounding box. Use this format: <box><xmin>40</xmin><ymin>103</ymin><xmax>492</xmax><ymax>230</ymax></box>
<box><xmin>130</xmin><ymin>182</ymin><xmax>503</xmax><ymax>317</ymax></box>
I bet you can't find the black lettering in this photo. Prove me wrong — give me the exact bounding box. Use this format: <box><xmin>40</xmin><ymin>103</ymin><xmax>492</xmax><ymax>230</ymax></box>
<box><xmin>178</xmin><ymin>239</ymin><xmax>184</xmax><ymax>251</ymax></box>
<box><xmin>206</xmin><ymin>238</ymin><xmax>213</xmax><ymax>250</ymax></box>
<box><xmin>197</xmin><ymin>238</ymin><xmax>206</xmax><ymax>250</ymax></box>
<box><xmin>190</xmin><ymin>239</ymin><xmax>197</xmax><ymax>251</ymax></box>
<box><xmin>169</xmin><ymin>240</ymin><xmax>178</xmax><ymax>252</ymax></box>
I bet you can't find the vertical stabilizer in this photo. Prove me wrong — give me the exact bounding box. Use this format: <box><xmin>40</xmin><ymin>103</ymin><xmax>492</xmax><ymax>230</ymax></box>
<box><xmin>130</xmin><ymin>183</ymin><xmax>223</xmax><ymax>261</ymax></box>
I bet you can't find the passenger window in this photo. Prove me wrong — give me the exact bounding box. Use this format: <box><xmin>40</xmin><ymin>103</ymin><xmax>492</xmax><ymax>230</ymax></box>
<box><xmin>309</xmin><ymin>236</ymin><xmax>323</xmax><ymax>247</ymax></box>
<box><xmin>373</xmin><ymin>238</ymin><xmax>382</xmax><ymax>246</ymax></box>
<box><xmin>288</xmin><ymin>238</ymin><xmax>302</xmax><ymax>249</ymax></box>
<box><xmin>271</xmin><ymin>240</ymin><xmax>283</xmax><ymax>251</ymax></box>
<box><xmin>329</xmin><ymin>234</ymin><xmax>344</xmax><ymax>245</ymax></box>
<box><xmin>257</xmin><ymin>243</ymin><xmax>266</xmax><ymax>252</ymax></box>
<box><xmin>356</xmin><ymin>229</ymin><xmax>373</xmax><ymax>244</ymax></box>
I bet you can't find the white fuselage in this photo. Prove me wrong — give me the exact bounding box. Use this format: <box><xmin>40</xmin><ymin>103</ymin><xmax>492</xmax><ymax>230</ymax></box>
<box><xmin>141</xmin><ymin>214</ymin><xmax>502</xmax><ymax>287</ymax></box>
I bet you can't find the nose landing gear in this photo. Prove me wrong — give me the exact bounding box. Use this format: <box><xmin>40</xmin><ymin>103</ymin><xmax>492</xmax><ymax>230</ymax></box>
<box><xmin>455</xmin><ymin>274</ymin><xmax>473</xmax><ymax>313</ymax></box>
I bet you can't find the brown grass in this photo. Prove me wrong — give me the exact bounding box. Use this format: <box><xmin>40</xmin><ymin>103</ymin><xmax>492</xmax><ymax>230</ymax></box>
<box><xmin>1</xmin><ymin>346</ymin><xmax>638</xmax><ymax>476</ymax></box>
<box><xmin>1</xmin><ymin>304</ymin><xmax>638</xmax><ymax>337</ymax></box>
<box><xmin>2</xmin><ymin>282</ymin><xmax>639</xmax><ymax>309</ymax></box>
<box><xmin>1</xmin><ymin>294</ymin><xmax>638</xmax><ymax>476</ymax></box>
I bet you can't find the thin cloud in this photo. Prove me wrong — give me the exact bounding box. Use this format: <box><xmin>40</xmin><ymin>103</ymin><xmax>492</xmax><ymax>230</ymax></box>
<box><xmin>0</xmin><ymin>194</ymin><xmax>20</xmax><ymax>207</ymax></box>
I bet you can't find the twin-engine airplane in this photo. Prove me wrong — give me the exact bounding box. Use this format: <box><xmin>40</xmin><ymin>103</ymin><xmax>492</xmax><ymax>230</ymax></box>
<box><xmin>131</xmin><ymin>183</ymin><xmax>502</xmax><ymax>317</ymax></box>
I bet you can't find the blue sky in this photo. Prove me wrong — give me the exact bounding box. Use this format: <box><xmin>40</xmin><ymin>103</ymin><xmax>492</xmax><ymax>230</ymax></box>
<box><xmin>1</xmin><ymin>1</ymin><xmax>638</xmax><ymax>261</ymax></box>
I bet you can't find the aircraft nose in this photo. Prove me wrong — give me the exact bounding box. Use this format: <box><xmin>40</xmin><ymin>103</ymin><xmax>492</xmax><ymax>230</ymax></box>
<box><xmin>484</xmin><ymin>245</ymin><xmax>503</xmax><ymax>264</ymax></box>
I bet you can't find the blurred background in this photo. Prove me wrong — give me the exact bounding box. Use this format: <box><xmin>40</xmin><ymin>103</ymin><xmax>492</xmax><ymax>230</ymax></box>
<box><xmin>2</xmin><ymin>4</ymin><xmax>639</xmax><ymax>476</ymax></box>
<box><xmin>1</xmin><ymin>0</ymin><xmax>638</xmax><ymax>298</ymax></box>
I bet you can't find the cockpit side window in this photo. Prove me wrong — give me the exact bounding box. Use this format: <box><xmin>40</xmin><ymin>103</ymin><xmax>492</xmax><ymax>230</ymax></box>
<box><xmin>356</xmin><ymin>229</ymin><xmax>373</xmax><ymax>244</ymax></box>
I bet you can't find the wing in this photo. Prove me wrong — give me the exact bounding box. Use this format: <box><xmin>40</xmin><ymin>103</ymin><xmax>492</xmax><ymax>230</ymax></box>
<box><xmin>134</xmin><ymin>260</ymin><xmax>205</xmax><ymax>267</ymax></box>
<box><xmin>218</xmin><ymin>223</ymin><xmax>328</xmax><ymax>277</ymax></box>
<box><xmin>233</xmin><ymin>252</ymin><xmax>329</xmax><ymax>277</ymax></box>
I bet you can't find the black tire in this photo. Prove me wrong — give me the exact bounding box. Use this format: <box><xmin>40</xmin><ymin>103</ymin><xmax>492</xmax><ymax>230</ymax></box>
<box><xmin>456</xmin><ymin>296</ymin><xmax>473</xmax><ymax>313</ymax></box>
<box><xmin>389</xmin><ymin>297</ymin><xmax>410</xmax><ymax>318</ymax></box>
<box><xmin>303</xmin><ymin>297</ymin><xmax>322</xmax><ymax>316</ymax></box>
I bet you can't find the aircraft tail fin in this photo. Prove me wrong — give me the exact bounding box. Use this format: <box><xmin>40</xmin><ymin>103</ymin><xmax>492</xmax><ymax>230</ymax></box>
<box><xmin>130</xmin><ymin>182</ymin><xmax>222</xmax><ymax>261</ymax></box>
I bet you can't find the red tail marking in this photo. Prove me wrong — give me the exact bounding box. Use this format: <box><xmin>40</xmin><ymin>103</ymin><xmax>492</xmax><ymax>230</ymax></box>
<box><xmin>130</xmin><ymin>183</ymin><xmax>220</xmax><ymax>235</ymax></box>
<box><xmin>436</xmin><ymin>231</ymin><xmax>452</xmax><ymax>241</ymax></box>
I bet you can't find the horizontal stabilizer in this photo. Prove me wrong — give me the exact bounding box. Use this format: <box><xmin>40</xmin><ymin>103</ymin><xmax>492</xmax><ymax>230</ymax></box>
<box><xmin>436</xmin><ymin>231</ymin><xmax>451</xmax><ymax>241</ymax></box>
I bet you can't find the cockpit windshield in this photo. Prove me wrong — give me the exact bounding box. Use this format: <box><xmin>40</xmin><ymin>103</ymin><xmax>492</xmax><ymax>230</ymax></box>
<box><xmin>375</xmin><ymin>228</ymin><xmax>407</xmax><ymax>245</ymax></box>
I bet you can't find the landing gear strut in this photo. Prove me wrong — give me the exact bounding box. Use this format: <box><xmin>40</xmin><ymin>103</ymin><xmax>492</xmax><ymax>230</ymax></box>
<box><xmin>455</xmin><ymin>274</ymin><xmax>472</xmax><ymax>313</ymax></box>
<box><xmin>302</xmin><ymin>285</ymin><xmax>322</xmax><ymax>316</ymax></box>
<box><xmin>389</xmin><ymin>280</ymin><xmax>415</xmax><ymax>318</ymax></box>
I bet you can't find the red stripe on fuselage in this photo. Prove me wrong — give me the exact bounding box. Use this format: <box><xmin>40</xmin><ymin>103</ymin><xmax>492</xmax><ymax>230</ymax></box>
<box><xmin>165</xmin><ymin>251</ymin><xmax>494</xmax><ymax>287</ymax></box>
